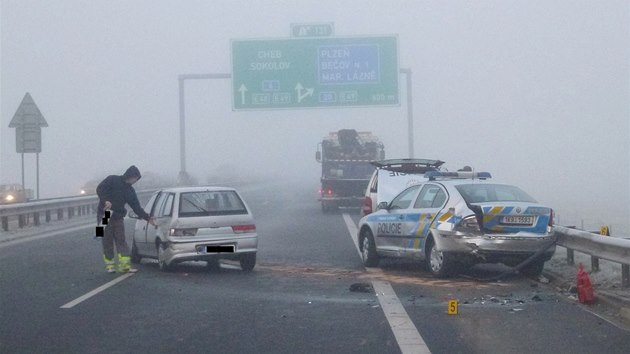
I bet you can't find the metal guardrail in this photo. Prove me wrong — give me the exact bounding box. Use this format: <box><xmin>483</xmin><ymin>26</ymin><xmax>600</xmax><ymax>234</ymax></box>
<box><xmin>554</xmin><ymin>225</ymin><xmax>630</xmax><ymax>288</ymax></box>
<box><xmin>0</xmin><ymin>190</ymin><xmax>156</xmax><ymax>232</ymax></box>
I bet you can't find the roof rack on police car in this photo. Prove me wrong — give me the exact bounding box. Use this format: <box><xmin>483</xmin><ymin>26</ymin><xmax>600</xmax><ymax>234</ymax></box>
<box><xmin>424</xmin><ymin>171</ymin><xmax>492</xmax><ymax>181</ymax></box>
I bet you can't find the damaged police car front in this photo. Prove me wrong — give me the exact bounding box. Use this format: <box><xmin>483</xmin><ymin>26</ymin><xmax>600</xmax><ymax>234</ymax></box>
<box><xmin>357</xmin><ymin>171</ymin><xmax>555</xmax><ymax>278</ymax></box>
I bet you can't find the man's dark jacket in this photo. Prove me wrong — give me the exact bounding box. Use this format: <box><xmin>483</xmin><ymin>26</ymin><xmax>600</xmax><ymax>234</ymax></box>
<box><xmin>96</xmin><ymin>165</ymin><xmax>150</xmax><ymax>221</ymax></box>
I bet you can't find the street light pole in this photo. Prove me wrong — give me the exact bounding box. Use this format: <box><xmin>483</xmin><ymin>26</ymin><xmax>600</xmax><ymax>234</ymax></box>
<box><xmin>400</xmin><ymin>68</ymin><xmax>414</xmax><ymax>158</ymax></box>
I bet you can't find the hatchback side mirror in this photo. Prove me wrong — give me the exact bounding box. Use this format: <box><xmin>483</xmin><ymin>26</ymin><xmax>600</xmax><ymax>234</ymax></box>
<box><xmin>377</xmin><ymin>202</ymin><xmax>389</xmax><ymax>210</ymax></box>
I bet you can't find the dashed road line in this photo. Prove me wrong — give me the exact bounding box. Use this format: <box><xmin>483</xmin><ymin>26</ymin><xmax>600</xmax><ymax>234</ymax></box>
<box><xmin>60</xmin><ymin>273</ymin><xmax>135</xmax><ymax>309</ymax></box>
<box><xmin>342</xmin><ymin>212</ymin><xmax>432</xmax><ymax>354</ymax></box>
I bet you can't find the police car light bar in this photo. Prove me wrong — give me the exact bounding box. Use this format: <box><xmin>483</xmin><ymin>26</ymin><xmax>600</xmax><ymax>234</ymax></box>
<box><xmin>424</xmin><ymin>171</ymin><xmax>492</xmax><ymax>180</ymax></box>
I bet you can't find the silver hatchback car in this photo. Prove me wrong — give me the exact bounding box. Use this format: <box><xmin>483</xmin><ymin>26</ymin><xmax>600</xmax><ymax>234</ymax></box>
<box><xmin>129</xmin><ymin>186</ymin><xmax>258</xmax><ymax>271</ymax></box>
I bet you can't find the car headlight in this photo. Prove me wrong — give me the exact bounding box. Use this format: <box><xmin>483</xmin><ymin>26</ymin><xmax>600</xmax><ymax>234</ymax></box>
<box><xmin>80</xmin><ymin>189</ymin><xmax>86</xmax><ymax>195</ymax></box>
<box><xmin>5</xmin><ymin>195</ymin><xmax>15</xmax><ymax>202</ymax></box>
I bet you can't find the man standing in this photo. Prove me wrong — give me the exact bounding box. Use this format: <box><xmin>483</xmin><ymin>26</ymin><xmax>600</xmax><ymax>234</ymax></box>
<box><xmin>96</xmin><ymin>165</ymin><xmax>156</xmax><ymax>273</ymax></box>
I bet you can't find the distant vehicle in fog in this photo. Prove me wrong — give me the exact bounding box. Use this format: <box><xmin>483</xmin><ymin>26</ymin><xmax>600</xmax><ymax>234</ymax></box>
<box><xmin>0</xmin><ymin>184</ymin><xmax>34</xmax><ymax>203</ymax></box>
<box><xmin>316</xmin><ymin>129</ymin><xmax>385</xmax><ymax>212</ymax></box>
<box><xmin>80</xmin><ymin>179</ymin><xmax>100</xmax><ymax>195</ymax></box>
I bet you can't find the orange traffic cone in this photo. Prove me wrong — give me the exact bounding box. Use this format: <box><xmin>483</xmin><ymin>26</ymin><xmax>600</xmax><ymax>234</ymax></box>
<box><xmin>577</xmin><ymin>263</ymin><xmax>595</xmax><ymax>304</ymax></box>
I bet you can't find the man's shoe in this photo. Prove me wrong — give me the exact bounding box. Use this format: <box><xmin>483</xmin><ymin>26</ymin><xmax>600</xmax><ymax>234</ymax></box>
<box><xmin>106</xmin><ymin>267</ymin><xmax>116</xmax><ymax>273</ymax></box>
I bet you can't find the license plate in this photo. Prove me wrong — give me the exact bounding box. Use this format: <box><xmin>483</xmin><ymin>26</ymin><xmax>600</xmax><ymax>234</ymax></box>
<box><xmin>197</xmin><ymin>245</ymin><xmax>235</xmax><ymax>254</ymax></box>
<box><xmin>500</xmin><ymin>216</ymin><xmax>535</xmax><ymax>225</ymax></box>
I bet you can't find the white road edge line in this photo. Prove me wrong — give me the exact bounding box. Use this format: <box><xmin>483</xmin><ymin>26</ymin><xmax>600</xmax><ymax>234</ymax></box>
<box><xmin>60</xmin><ymin>273</ymin><xmax>135</xmax><ymax>309</ymax></box>
<box><xmin>341</xmin><ymin>213</ymin><xmax>362</xmax><ymax>258</ymax></box>
<box><xmin>342</xmin><ymin>213</ymin><xmax>431</xmax><ymax>354</ymax></box>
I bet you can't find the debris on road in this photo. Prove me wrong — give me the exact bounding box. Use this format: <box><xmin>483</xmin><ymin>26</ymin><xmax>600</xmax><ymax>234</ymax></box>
<box><xmin>349</xmin><ymin>283</ymin><xmax>373</xmax><ymax>293</ymax></box>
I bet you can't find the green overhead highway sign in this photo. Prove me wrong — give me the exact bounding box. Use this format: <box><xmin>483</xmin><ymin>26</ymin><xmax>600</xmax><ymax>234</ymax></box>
<box><xmin>231</xmin><ymin>36</ymin><xmax>399</xmax><ymax>110</ymax></box>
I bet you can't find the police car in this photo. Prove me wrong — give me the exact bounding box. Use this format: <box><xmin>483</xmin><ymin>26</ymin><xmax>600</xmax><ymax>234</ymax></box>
<box><xmin>356</xmin><ymin>171</ymin><xmax>555</xmax><ymax>277</ymax></box>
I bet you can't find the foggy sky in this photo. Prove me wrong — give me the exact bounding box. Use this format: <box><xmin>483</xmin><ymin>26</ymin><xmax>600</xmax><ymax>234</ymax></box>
<box><xmin>1</xmin><ymin>0</ymin><xmax>628</xmax><ymax>233</ymax></box>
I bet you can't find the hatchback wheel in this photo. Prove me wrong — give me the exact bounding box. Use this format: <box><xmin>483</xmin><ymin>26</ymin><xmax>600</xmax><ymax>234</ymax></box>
<box><xmin>206</xmin><ymin>258</ymin><xmax>221</xmax><ymax>271</ymax></box>
<box><xmin>361</xmin><ymin>230</ymin><xmax>379</xmax><ymax>267</ymax></box>
<box><xmin>157</xmin><ymin>243</ymin><xmax>170</xmax><ymax>271</ymax></box>
<box><xmin>131</xmin><ymin>241</ymin><xmax>141</xmax><ymax>264</ymax></box>
<box><xmin>240</xmin><ymin>253</ymin><xmax>256</xmax><ymax>272</ymax></box>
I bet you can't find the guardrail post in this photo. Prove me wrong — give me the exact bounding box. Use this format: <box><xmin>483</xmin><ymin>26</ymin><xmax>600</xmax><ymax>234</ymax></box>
<box><xmin>623</xmin><ymin>265</ymin><xmax>629</xmax><ymax>288</ymax></box>
<box><xmin>57</xmin><ymin>208</ymin><xmax>63</xmax><ymax>220</ymax></box>
<box><xmin>567</xmin><ymin>249</ymin><xmax>574</xmax><ymax>265</ymax></box>
<box><xmin>1</xmin><ymin>217</ymin><xmax>8</xmax><ymax>231</ymax></box>
<box><xmin>45</xmin><ymin>210</ymin><xmax>51</xmax><ymax>222</ymax></box>
<box><xmin>18</xmin><ymin>215</ymin><xmax>25</xmax><ymax>228</ymax></box>
<box><xmin>68</xmin><ymin>207</ymin><xmax>73</xmax><ymax>219</ymax></box>
<box><xmin>591</xmin><ymin>256</ymin><xmax>599</xmax><ymax>272</ymax></box>
<box><xmin>34</xmin><ymin>212</ymin><xmax>40</xmax><ymax>226</ymax></box>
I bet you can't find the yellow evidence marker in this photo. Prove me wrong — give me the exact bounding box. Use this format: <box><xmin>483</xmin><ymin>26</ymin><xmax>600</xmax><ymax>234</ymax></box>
<box><xmin>448</xmin><ymin>300</ymin><xmax>458</xmax><ymax>315</ymax></box>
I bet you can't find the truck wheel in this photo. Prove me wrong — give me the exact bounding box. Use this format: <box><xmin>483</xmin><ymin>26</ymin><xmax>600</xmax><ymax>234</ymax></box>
<box><xmin>360</xmin><ymin>230</ymin><xmax>379</xmax><ymax>267</ymax></box>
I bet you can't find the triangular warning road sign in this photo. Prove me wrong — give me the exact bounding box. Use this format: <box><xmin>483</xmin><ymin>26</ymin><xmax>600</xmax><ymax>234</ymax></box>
<box><xmin>9</xmin><ymin>92</ymin><xmax>48</xmax><ymax>127</ymax></box>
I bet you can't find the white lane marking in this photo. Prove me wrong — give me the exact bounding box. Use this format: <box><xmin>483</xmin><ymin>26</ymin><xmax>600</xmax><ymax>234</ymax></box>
<box><xmin>0</xmin><ymin>223</ymin><xmax>94</xmax><ymax>249</ymax></box>
<box><xmin>341</xmin><ymin>213</ymin><xmax>362</xmax><ymax>258</ymax></box>
<box><xmin>372</xmin><ymin>281</ymin><xmax>432</xmax><ymax>354</ymax></box>
<box><xmin>60</xmin><ymin>273</ymin><xmax>135</xmax><ymax>309</ymax></box>
<box><xmin>342</xmin><ymin>213</ymin><xmax>432</xmax><ymax>354</ymax></box>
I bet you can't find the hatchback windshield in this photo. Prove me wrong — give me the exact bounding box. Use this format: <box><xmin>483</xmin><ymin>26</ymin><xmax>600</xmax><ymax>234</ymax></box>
<box><xmin>179</xmin><ymin>191</ymin><xmax>248</xmax><ymax>217</ymax></box>
<box><xmin>455</xmin><ymin>184</ymin><xmax>537</xmax><ymax>203</ymax></box>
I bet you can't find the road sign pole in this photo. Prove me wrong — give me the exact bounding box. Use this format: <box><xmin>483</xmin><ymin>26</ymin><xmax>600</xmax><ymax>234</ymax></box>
<box><xmin>401</xmin><ymin>68</ymin><xmax>414</xmax><ymax>158</ymax></box>
<box><xmin>36</xmin><ymin>152</ymin><xmax>40</xmax><ymax>199</ymax></box>
<box><xmin>179</xmin><ymin>77</ymin><xmax>186</xmax><ymax>174</ymax></box>
<box><xmin>21</xmin><ymin>153</ymin><xmax>25</xmax><ymax>188</ymax></box>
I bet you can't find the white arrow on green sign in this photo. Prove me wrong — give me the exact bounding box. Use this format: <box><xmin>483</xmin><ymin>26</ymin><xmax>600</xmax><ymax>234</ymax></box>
<box><xmin>231</xmin><ymin>35</ymin><xmax>399</xmax><ymax>110</ymax></box>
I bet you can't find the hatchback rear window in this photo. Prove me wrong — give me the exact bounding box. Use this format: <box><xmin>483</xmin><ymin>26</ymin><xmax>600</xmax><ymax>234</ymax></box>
<box><xmin>455</xmin><ymin>184</ymin><xmax>537</xmax><ymax>203</ymax></box>
<box><xmin>178</xmin><ymin>191</ymin><xmax>248</xmax><ymax>217</ymax></box>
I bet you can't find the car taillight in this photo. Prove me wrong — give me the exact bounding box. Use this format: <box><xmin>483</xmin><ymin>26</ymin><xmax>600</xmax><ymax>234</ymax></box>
<box><xmin>320</xmin><ymin>188</ymin><xmax>334</xmax><ymax>196</ymax></box>
<box><xmin>232</xmin><ymin>224</ymin><xmax>256</xmax><ymax>234</ymax></box>
<box><xmin>170</xmin><ymin>228</ymin><xmax>198</xmax><ymax>236</ymax></box>
<box><xmin>456</xmin><ymin>215</ymin><xmax>481</xmax><ymax>232</ymax></box>
<box><xmin>362</xmin><ymin>197</ymin><xmax>373</xmax><ymax>215</ymax></box>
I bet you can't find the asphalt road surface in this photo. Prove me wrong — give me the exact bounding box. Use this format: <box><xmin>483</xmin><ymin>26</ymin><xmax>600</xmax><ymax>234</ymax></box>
<box><xmin>1</xmin><ymin>180</ymin><xmax>629</xmax><ymax>353</ymax></box>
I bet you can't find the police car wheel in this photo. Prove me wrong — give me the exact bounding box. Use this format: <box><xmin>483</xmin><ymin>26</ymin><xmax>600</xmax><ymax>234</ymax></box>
<box><xmin>361</xmin><ymin>230</ymin><xmax>379</xmax><ymax>267</ymax></box>
<box><xmin>131</xmin><ymin>241</ymin><xmax>141</xmax><ymax>264</ymax></box>
<box><xmin>426</xmin><ymin>240</ymin><xmax>453</xmax><ymax>278</ymax></box>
